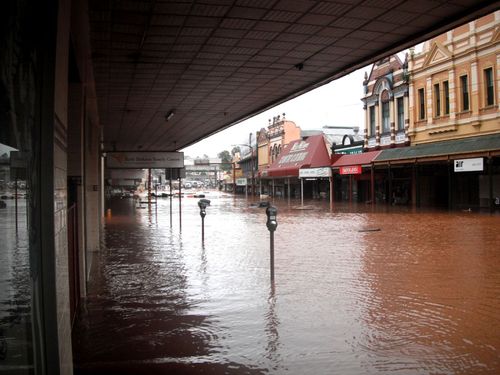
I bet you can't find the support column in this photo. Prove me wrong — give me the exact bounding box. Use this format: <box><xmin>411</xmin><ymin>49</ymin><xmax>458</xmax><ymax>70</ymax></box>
<box><xmin>489</xmin><ymin>157</ymin><xmax>494</xmax><ymax>213</ymax></box>
<box><xmin>388</xmin><ymin>165</ymin><xmax>393</xmax><ymax>205</ymax></box>
<box><xmin>300</xmin><ymin>178</ymin><xmax>304</xmax><ymax>206</ymax></box>
<box><xmin>448</xmin><ymin>160</ymin><xmax>453</xmax><ymax>210</ymax></box>
<box><xmin>416</xmin><ymin>164</ymin><xmax>421</xmax><ymax>208</ymax></box>
<box><xmin>349</xmin><ymin>175</ymin><xmax>352</xmax><ymax>204</ymax></box>
<box><xmin>329</xmin><ymin>176</ymin><xmax>333</xmax><ymax>209</ymax></box>
<box><xmin>371</xmin><ymin>164</ymin><xmax>375</xmax><ymax>204</ymax></box>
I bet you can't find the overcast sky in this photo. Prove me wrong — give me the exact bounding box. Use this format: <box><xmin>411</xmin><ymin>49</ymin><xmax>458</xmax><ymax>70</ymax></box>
<box><xmin>181</xmin><ymin>48</ymin><xmax>414</xmax><ymax>159</ymax></box>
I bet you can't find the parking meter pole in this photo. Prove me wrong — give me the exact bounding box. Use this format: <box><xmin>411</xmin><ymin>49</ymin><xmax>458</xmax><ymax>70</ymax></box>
<box><xmin>270</xmin><ymin>231</ymin><xmax>275</xmax><ymax>282</ymax></box>
<box><xmin>202</xmin><ymin>216</ymin><xmax>205</xmax><ymax>242</ymax></box>
<box><xmin>198</xmin><ymin>199</ymin><xmax>210</xmax><ymax>244</ymax></box>
<box><xmin>266</xmin><ymin>205</ymin><xmax>277</xmax><ymax>282</ymax></box>
<box><xmin>169</xmin><ymin>177</ymin><xmax>173</xmax><ymax>227</ymax></box>
<box><xmin>178</xmin><ymin>176</ymin><xmax>182</xmax><ymax>230</ymax></box>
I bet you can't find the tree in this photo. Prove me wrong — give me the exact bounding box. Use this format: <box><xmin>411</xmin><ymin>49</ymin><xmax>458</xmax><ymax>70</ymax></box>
<box><xmin>231</xmin><ymin>146</ymin><xmax>240</xmax><ymax>156</ymax></box>
<box><xmin>218</xmin><ymin>150</ymin><xmax>232</xmax><ymax>172</ymax></box>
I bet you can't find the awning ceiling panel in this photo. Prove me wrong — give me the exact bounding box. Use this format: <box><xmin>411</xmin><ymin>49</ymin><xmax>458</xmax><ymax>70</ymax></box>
<box><xmin>88</xmin><ymin>0</ymin><xmax>497</xmax><ymax>152</ymax></box>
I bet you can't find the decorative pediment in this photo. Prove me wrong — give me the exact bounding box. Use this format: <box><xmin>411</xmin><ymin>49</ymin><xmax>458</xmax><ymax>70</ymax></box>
<box><xmin>492</xmin><ymin>27</ymin><xmax>500</xmax><ymax>44</ymax></box>
<box><xmin>373</xmin><ymin>77</ymin><xmax>392</xmax><ymax>96</ymax></box>
<box><xmin>423</xmin><ymin>41</ymin><xmax>452</xmax><ymax>68</ymax></box>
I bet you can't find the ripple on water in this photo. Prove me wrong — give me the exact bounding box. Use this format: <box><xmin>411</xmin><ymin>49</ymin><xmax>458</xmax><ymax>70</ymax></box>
<box><xmin>74</xmin><ymin>198</ymin><xmax>500</xmax><ymax>374</ymax></box>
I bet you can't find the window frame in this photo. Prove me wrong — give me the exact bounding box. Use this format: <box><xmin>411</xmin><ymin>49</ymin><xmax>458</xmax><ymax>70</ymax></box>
<box><xmin>369</xmin><ymin>105</ymin><xmax>376</xmax><ymax>136</ymax></box>
<box><xmin>443</xmin><ymin>80</ymin><xmax>450</xmax><ymax>115</ymax></box>
<box><xmin>434</xmin><ymin>83</ymin><xmax>441</xmax><ymax>117</ymax></box>
<box><xmin>396</xmin><ymin>96</ymin><xmax>404</xmax><ymax>131</ymax></box>
<box><xmin>460</xmin><ymin>74</ymin><xmax>469</xmax><ymax>111</ymax></box>
<box><xmin>484</xmin><ymin>67</ymin><xmax>495</xmax><ymax>107</ymax></box>
<box><xmin>418</xmin><ymin>88</ymin><xmax>425</xmax><ymax>120</ymax></box>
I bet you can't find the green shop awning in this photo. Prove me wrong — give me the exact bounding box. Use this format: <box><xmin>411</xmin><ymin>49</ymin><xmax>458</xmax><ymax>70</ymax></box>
<box><xmin>374</xmin><ymin>134</ymin><xmax>500</xmax><ymax>163</ymax></box>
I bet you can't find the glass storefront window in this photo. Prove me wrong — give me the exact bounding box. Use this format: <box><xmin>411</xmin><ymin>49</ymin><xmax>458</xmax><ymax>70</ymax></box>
<box><xmin>0</xmin><ymin>143</ymin><xmax>33</xmax><ymax>373</ymax></box>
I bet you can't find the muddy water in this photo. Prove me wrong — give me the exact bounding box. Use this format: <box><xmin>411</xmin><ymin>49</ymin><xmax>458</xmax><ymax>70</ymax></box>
<box><xmin>73</xmin><ymin>195</ymin><xmax>500</xmax><ymax>374</ymax></box>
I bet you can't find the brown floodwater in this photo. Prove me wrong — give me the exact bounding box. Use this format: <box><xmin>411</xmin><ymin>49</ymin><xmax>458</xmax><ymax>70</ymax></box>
<box><xmin>73</xmin><ymin>193</ymin><xmax>500</xmax><ymax>374</ymax></box>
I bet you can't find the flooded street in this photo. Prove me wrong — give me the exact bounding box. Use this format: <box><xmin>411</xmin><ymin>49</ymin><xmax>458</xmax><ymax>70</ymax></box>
<box><xmin>73</xmin><ymin>194</ymin><xmax>500</xmax><ymax>374</ymax></box>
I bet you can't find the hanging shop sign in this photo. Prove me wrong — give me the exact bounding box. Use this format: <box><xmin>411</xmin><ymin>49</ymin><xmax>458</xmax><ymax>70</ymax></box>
<box><xmin>454</xmin><ymin>158</ymin><xmax>483</xmax><ymax>172</ymax></box>
<box><xmin>339</xmin><ymin>165</ymin><xmax>362</xmax><ymax>175</ymax></box>
<box><xmin>299</xmin><ymin>167</ymin><xmax>332</xmax><ymax>178</ymax></box>
<box><xmin>107</xmin><ymin>152</ymin><xmax>184</xmax><ymax>169</ymax></box>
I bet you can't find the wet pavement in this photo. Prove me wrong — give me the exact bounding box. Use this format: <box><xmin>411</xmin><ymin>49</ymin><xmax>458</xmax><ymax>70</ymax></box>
<box><xmin>73</xmin><ymin>193</ymin><xmax>500</xmax><ymax>374</ymax></box>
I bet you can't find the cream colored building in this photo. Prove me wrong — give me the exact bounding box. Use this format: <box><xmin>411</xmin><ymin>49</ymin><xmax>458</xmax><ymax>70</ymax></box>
<box><xmin>408</xmin><ymin>11</ymin><xmax>499</xmax><ymax>144</ymax></box>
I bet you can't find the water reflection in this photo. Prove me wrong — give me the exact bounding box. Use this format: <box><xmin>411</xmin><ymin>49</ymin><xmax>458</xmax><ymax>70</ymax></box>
<box><xmin>0</xmin><ymin>198</ymin><xmax>33</xmax><ymax>373</ymax></box>
<box><xmin>74</xmin><ymin>195</ymin><xmax>500</xmax><ymax>374</ymax></box>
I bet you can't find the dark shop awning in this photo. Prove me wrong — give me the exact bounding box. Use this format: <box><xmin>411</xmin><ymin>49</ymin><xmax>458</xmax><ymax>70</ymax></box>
<box><xmin>374</xmin><ymin>134</ymin><xmax>500</xmax><ymax>164</ymax></box>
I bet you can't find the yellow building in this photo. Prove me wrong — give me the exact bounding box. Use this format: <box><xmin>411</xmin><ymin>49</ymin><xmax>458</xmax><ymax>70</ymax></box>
<box><xmin>408</xmin><ymin>11</ymin><xmax>499</xmax><ymax>144</ymax></box>
<box><xmin>257</xmin><ymin>114</ymin><xmax>301</xmax><ymax>173</ymax></box>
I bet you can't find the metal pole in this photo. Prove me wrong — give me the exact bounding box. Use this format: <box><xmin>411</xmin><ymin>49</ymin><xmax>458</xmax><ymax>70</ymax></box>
<box><xmin>270</xmin><ymin>231</ymin><xmax>275</xmax><ymax>282</ymax></box>
<box><xmin>15</xmin><ymin>175</ymin><xmax>18</xmax><ymax>233</ymax></box>
<box><xmin>202</xmin><ymin>216</ymin><xmax>205</xmax><ymax>242</ymax></box>
<box><xmin>329</xmin><ymin>176</ymin><xmax>333</xmax><ymax>210</ymax></box>
<box><xmin>148</xmin><ymin>168</ymin><xmax>152</xmax><ymax>207</ymax></box>
<box><xmin>178</xmin><ymin>176</ymin><xmax>182</xmax><ymax>230</ymax></box>
<box><xmin>349</xmin><ymin>175</ymin><xmax>352</xmax><ymax>204</ymax></box>
<box><xmin>301</xmin><ymin>178</ymin><xmax>304</xmax><ymax>206</ymax></box>
<box><xmin>371</xmin><ymin>164</ymin><xmax>375</xmax><ymax>204</ymax></box>
<box><xmin>489</xmin><ymin>157</ymin><xmax>494</xmax><ymax>213</ymax></box>
<box><xmin>169</xmin><ymin>173</ymin><xmax>172</xmax><ymax>227</ymax></box>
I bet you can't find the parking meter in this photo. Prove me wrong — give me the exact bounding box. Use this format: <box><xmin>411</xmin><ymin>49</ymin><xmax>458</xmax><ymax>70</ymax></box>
<box><xmin>266</xmin><ymin>206</ymin><xmax>278</xmax><ymax>232</ymax></box>
<box><xmin>198</xmin><ymin>199</ymin><xmax>211</xmax><ymax>218</ymax></box>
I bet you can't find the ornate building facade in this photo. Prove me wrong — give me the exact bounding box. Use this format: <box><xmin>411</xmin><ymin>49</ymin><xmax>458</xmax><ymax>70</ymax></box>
<box><xmin>408</xmin><ymin>11</ymin><xmax>499</xmax><ymax>144</ymax></box>
<box><xmin>362</xmin><ymin>55</ymin><xmax>410</xmax><ymax>151</ymax></box>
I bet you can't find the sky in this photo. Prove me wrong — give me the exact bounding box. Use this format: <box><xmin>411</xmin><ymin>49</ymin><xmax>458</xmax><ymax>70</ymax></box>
<box><xmin>181</xmin><ymin>48</ymin><xmax>414</xmax><ymax>159</ymax></box>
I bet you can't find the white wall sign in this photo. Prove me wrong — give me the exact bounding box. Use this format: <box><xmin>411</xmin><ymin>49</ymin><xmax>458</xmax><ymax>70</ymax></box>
<box><xmin>107</xmin><ymin>152</ymin><xmax>184</xmax><ymax>169</ymax></box>
<box><xmin>380</xmin><ymin>135</ymin><xmax>391</xmax><ymax>146</ymax></box>
<box><xmin>454</xmin><ymin>158</ymin><xmax>483</xmax><ymax>172</ymax></box>
<box><xmin>299</xmin><ymin>167</ymin><xmax>332</xmax><ymax>178</ymax></box>
<box><xmin>236</xmin><ymin>178</ymin><xmax>247</xmax><ymax>186</ymax></box>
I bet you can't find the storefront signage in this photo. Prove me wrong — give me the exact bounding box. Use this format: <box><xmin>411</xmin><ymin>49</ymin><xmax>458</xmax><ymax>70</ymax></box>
<box><xmin>299</xmin><ymin>167</ymin><xmax>332</xmax><ymax>178</ymax></box>
<box><xmin>107</xmin><ymin>152</ymin><xmax>184</xmax><ymax>169</ymax></box>
<box><xmin>336</xmin><ymin>146</ymin><xmax>363</xmax><ymax>155</ymax></box>
<box><xmin>395</xmin><ymin>132</ymin><xmax>406</xmax><ymax>143</ymax></box>
<box><xmin>236</xmin><ymin>178</ymin><xmax>247</xmax><ymax>186</ymax></box>
<box><xmin>339</xmin><ymin>165</ymin><xmax>362</xmax><ymax>175</ymax></box>
<box><xmin>454</xmin><ymin>158</ymin><xmax>483</xmax><ymax>172</ymax></box>
<box><xmin>380</xmin><ymin>135</ymin><xmax>391</xmax><ymax>146</ymax></box>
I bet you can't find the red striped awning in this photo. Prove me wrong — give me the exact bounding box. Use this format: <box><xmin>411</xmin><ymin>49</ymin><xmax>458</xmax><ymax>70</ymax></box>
<box><xmin>263</xmin><ymin>135</ymin><xmax>331</xmax><ymax>178</ymax></box>
<box><xmin>331</xmin><ymin>151</ymin><xmax>381</xmax><ymax>168</ymax></box>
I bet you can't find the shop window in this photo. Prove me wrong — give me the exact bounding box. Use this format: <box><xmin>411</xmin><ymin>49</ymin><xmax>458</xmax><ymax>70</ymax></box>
<box><xmin>418</xmin><ymin>88</ymin><xmax>425</xmax><ymax>120</ymax></box>
<box><xmin>484</xmin><ymin>67</ymin><xmax>494</xmax><ymax>106</ymax></box>
<box><xmin>460</xmin><ymin>75</ymin><xmax>469</xmax><ymax>111</ymax></box>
